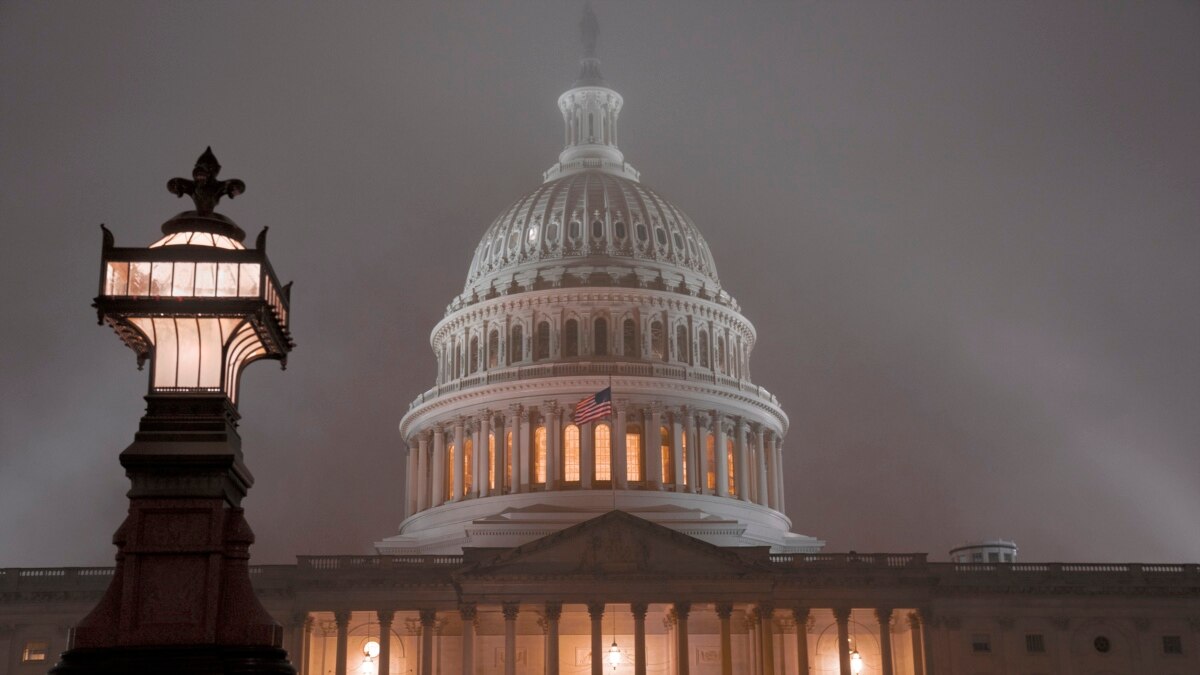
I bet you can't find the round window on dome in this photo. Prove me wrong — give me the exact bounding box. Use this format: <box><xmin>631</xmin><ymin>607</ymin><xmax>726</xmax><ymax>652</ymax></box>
<box><xmin>673</xmin><ymin>232</ymin><xmax>684</xmax><ymax>250</ymax></box>
<box><xmin>614</xmin><ymin>221</ymin><xmax>626</xmax><ymax>240</ymax></box>
<box><xmin>655</xmin><ymin>227</ymin><xmax>667</xmax><ymax>247</ymax></box>
<box><xmin>527</xmin><ymin>222</ymin><xmax>540</xmax><ymax>245</ymax></box>
<box><xmin>546</xmin><ymin>220</ymin><xmax>560</xmax><ymax>242</ymax></box>
<box><xmin>591</xmin><ymin>219</ymin><xmax>604</xmax><ymax>239</ymax></box>
<box><xmin>569</xmin><ymin>220</ymin><xmax>581</xmax><ymax>241</ymax></box>
<box><xmin>636</xmin><ymin>222</ymin><xmax>648</xmax><ymax>242</ymax></box>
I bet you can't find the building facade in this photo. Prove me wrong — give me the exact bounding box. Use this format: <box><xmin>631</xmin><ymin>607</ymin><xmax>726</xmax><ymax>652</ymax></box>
<box><xmin>4</xmin><ymin>9</ymin><xmax>1198</xmax><ymax>675</ymax></box>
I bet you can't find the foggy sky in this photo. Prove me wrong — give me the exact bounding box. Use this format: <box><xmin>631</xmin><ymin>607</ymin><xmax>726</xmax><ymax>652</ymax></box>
<box><xmin>1</xmin><ymin>1</ymin><xmax>1197</xmax><ymax>566</ymax></box>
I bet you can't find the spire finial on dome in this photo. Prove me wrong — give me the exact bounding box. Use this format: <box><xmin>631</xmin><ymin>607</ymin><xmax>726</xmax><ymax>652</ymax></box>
<box><xmin>575</xmin><ymin>2</ymin><xmax>604</xmax><ymax>86</ymax></box>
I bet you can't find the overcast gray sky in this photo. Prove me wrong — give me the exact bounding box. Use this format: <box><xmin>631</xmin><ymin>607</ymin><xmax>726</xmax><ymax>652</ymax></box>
<box><xmin>1</xmin><ymin>1</ymin><xmax>1197</xmax><ymax>566</ymax></box>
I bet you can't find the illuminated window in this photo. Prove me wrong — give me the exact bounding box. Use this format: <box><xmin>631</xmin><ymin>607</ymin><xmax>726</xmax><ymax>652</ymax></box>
<box><xmin>625</xmin><ymin>425</ymin><xmax>642</xmax><ymax>481</ymax></box>
<box><xmin>675</xmin><ymin>325</ymin><xmax>689</xmax><ymax>363</ymax></box>
<box><xmin>706</xmin><ymin>434</ymin><xmax>716</xmax><ymax>490</ymax></box>
<box><xmin>622</xmin><ymin>318</ymin><xmax>638</xmax><ymax>357</ymax></box>
<box><xmin>564</xmin><ymin>319</ymin><xmax>579</xmax><ymax>357</ymax></box>
<box><xmin>680</xmin><ymin>430</ymin><xmax>688</xmax><ymax>486</ymax></box>
<box><xmin>446</xmin><ymin>444</ymin><xmax>455</xmax><ymax>497</ymax></box>
<box><xmin>535</xmin><ymin>321</ymin><xmax>550</xmax><ymax>361</ymax></box>
<box><xmin>488</xmin><ymin>433</ymin><xmax>496</xmax><ymax>489</ymax></box>
<box><xmin>487</xmin><ymin>330</ymin><xmax>499</xmax><ymax>368</ymax></box>
<box><xmin>504</xmin><ymin>431</ymin><xmax>513</xmax><ymax>490</ymax></box>
<box><xmin>21</xmin><ymin>642</ymin><xmax>49</xmax><ymax>663</ymax></box>
<box><xmin>463</xmin><ymin>438</ymin><xmax>473</xmax><ymax>493</ymax></box>
<box><xmin>564</xmin><ymin>424</ymin><xmax>581</xmax><ymax>481</ymax></box>
<box><xmin>594</xmin><ymin>317</ymin><xmax>608</xmax><ymax>356</ymax></box>
<box><xmin>727</xmin><ymin>438</ymin><xmax>736</xmax><ymax>496</ymax></box>
<box><xmin>651</xmin><ymin>320</ymin><xmax>665</xmax><ymax>361</ymax></box>
<box><xmin>661</xmin><ymin>426</ymin><xmax>672</xmax><ymax>483</ymax></box>
<box><xmin>510</xmin><ymin>325</ymin><xmax>523</xmax><ymax>363</ymax></box>
<box><xmin>699</xmin><ymin>330</ymin><xmax>710</xmax><ymax>368</ymax></box>
<box><xmin>534</xmin><ymin>426</ymin><xmax>547</xmax><ymax>484</ymax></box>
<box><xmin>595</xmin><ymin>423</ymin><xmax>612</xmax><ymax>481</ymax></box>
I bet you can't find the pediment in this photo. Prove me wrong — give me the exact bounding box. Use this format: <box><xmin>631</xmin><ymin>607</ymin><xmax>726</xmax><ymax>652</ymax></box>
<box><xmin>457</xmin><ymin>510</ymin><xmax>770</xmax><ymax>580</ymax></box>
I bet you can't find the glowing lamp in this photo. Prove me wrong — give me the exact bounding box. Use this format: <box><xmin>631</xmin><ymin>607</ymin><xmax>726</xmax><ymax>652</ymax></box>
<box><xmin>357</xmin><ymin>656</ymin><xmax>376</xmax><ymax>675</ymax></box>
<box><xmin>95</xmin><ymin>147</ymin><xmax>293</xmax><ymax>406</ymax></box>
<box><xmin>363</xmin><ymin>641</ymin><xmax>381</xmax><ymax>659</ymax></box>
<box><xmin>850</xmin><ymin>649</ymin><xmax>863</xmax><ymax>674</ymax></box>
<box><xmin>607</xmin><ymin>641</ymin><xmax>621</xmax><ymax>669</ymax></box>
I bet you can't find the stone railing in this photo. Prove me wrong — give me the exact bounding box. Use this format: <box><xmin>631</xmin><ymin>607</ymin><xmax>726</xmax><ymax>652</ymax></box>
<box><xmin>410</xmin><ymin>360</ymin><xmax>780</xmax><ymax>410</ymax></box>
<box><xmin>296</xmin><ymin>555</ymin><xmax>465</xmax><ymax>570</ymax></box>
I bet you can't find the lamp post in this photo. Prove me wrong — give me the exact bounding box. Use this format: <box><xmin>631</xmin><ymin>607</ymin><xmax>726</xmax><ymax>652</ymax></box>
<box><xmin>51</xmin><ymin>148</ymin><xmax>295</xmax><ymax>675</ymax></box>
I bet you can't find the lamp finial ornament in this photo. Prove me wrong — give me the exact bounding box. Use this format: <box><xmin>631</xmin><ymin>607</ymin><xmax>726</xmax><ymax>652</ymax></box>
<box><xmin>167</xmin><ymin>147</ymin><xmax>246</xmax><ymax>216</ymax></box>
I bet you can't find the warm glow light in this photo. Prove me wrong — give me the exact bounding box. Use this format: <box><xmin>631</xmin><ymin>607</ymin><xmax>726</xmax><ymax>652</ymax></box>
<box><xmin>850</xmin><ymin>649</ymin><xmax>863</xmax><ymax>674</ymax></box>
<box><xmin>357</xmin><ymin>657</ymin><xmax>376</xmax><ymax>675</ymax></box>
<box><xmin>606</xmin><ymin>641</ymin><xmax>621</xmax><ymax>669</ymax></box>
<box><xmin>363</xmin><ymin>641</ymin><xmax>380</xmax><ymax>658</ymax></box>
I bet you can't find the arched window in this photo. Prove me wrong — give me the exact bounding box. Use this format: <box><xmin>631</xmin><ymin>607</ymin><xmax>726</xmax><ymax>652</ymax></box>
<box><xmin>717</xmin><ymin>336</ymin><xmax>726</xmax><ymax>373</ymax></box>
<box><xmin>569</xmin><ymin>220</ymin><xmax>581</xmax><ymax>241</ymax></box>
<box><xmin>535</xmin><ymin>321</ymin><xmax>550</xmax><ymax>361</ymax></box>
<box><xmin>487</xmin><ymin>330</ymin><xmax>499</xmax><ymax>368</ymax></box>
<box><xmin>623</xmin><ymin>318</ymin><xmax>639</xmax><ymax>358</ymax></box>
<box><xmin>488</xmin><ymin>432</ymin><xmax>496</xmax><ymax>490</ymax></box>
<box><xmin>469</xmin><ymin>336</ymin><xmax>479</xmax><ymax>373</ymax></box>
<box><xmin>625</xmin><ymin>424</ymin><xmax>643</xmax><ymax>482</ymax></box>
<box><xmin>636</xmin><ymin>222</ymin><xmax>648</xmax><ymax>242</ymax></box>
<box><xmin>565</xmin><ymin>319</ymin><xmax>579</xmax><ymax>357</ymax></box>
<box><xmin>651</xmin><ymin>320</ymin><xmax>666</xmax><ymax>361</ymax></box>
<box><xmin>534</xmin><ymin>426</ymin><xmax>547</xmax><ymax>484</ymax></box>
<box><xmin>675</xmin><ymin>325</ymin><xmax>689</xmax><ymax>364</ymax></box>
<box><xmin>706</xmin><ymin>434</ymin><xmax>716</xmax><ymax>491</ymax></box>
<box><xmin>564</xmin><ymin>424</ymin><xmax>581</xmax><ymax>482</ymax></box>
<box><xmin>452</xmin><ymin>339</ymin><xmax>461</xmax><ymax>378</ymax></box>
<box><xmin>594</xmin><ymin>317</ymin><xmax>608</xmax><ymax>356</ymax></box>
<box><xmin>727</xmin><ymin>438</ymin><xmax>736</xmax><ymax>497</ymax></box>
<box><xmin>614</xmin><ymin>220</ymin><xmax>626</xmax><ymax>240</ymax></box>
<box><xmin>660</xmin><ymin>425</ymin><xmax>672</xmax><ymax>484</ymax></box>
<box><xmin>699</xmin><ymin>330</ymin><xmax>710</xmax><ymax>368</ymax></box>
<box><xmin>595</xmin><ymin>423</ymin><xmax>612</xmax><ymax>482</ymax></box>
<box><xmin>464</xmin><ymin>438</ymin><xmax>473</xmax><ymax>494</ymax></box>
<box><xmin>591</xmin><ymin>218</ymin><xmax>604</xmax><ymax>239</ymax></box>
<box><xmin>510</xmin><ymin>324</ymin><xmax>523</xmax><ymax>363</ymax></box>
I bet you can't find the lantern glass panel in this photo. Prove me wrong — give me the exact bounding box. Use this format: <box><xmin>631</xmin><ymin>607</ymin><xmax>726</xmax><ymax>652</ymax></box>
<box><xmin>129</xmin><ymin>262</ymin><xmax>151</xmax><ymax>296</ymax></box>
<box><xmin>238</xmin><ymin>263</ymin><xmax>261</xmax><ymax>296</ymax></box>
<box><xmin>152</xmin><ymin>317</ymin><xmax>177</xmax><ymax>388</ymax></box>
<box><xmin>106</xmin><ymin>262</ymin><xmax>129</xmax><ymax>295</ymax></box>
<box><xmin>172</xmin><ymin>262</ymin><xmax>195</xmax><ymax>296</ymax></box>
<box><xmin>199</xmin><ymin>319</ymin><xmax>223</xmax><ymax>387</ymax></box>
<box><xmin>195</xmin><ymin>262</ymin><xmax>217</xmax><ymax>296</ymax></box>
<box><xmin>176</xmin><ymin>318</ymin><xmax>201</xmax><ymax>387</ymax></box>
<box><xmin>217</xmin><ymin>263</ymin><xmax>239</xmax><ymax>296</ymax></box>
<box><xmin>150</xmin><ymin>262</ymin><xmax>173</xmax><ymax>296</ymax></box>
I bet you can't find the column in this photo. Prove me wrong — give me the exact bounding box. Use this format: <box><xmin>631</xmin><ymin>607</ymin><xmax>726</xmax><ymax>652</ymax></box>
<box><xmin>876</xmin><ymin>608</ymin><xmax>894</xmax><ymax>675</ymax></box>
<box><xmin>545</xmin><ymin>602</ymin><xmax>562</xmax><ymax>675</ymax></box>
<box><xmin>460</xmin><ymin>604</ymin><xmax>476</xmax><ymax>675</ymax></box>
<box><xmin>419</xmin><ymin>610</ymin><xmax>437</xmax><ymax>675</ymax></box>
<box><xmin>301</xmin><ymin>615</ymin><xmax>314</xmax><ymax>675</ymax></box>
<box><xmin>648</xmin><ymin>405</ymin><xmax>664</xmax><ymax>488</ymax></box>
<box><xmin>734</xmin><ymin>418</ymin><xmax>749</xmax><ymax>502</ymax></box>
<box><xmin>792</xmin><ymin>608</ymin><xmax>809</xmax><ymax>675</ymax></box>
<box><xmin>334</xmin><ymin>610</ymin><xmax>350</xmax><ymax>675</ymax></box>
<box><xmin>716</xmin><ymin>604</ymin><xmax>733</xmax><ymax>675</ymax></box>
<box><xmin>544</xmin><ymin>402</ymin><xmax>560</xmax><ymax>489</ymax></box>
<box><xmin>746</xmin><ymin>616</ymin><xmax>759</xmax><ymax>675</ymax></box>
<box><xmin>405</xmin><ymin>438</ymin><xmax>418</xmax><ymax>516</ymax></box>
<box><xmin>432</xmin><ymin>426</ymin><xmax>446</xmax><ymax>507</ymax></box>
<box><xmin>670</xmin><ymin>412</ymin><xmax>685</xmax><ymax>490</ymax></box>
<box><xmin>775</xmin><ymin>439</ymin><xmax>786</xmax><ymax>512</ymax></box>
<box><xmin>684</xmin><ymin>408</ymin><xmax>699</xmax><ymax>492</ymax></box>
<box><xmin>503</xmin><ymin>602</ymin><xmax>519</xmax><ymax>675</ymax></box>
<box><xmin>377</xmin><ymin>610</ymin><xmax>394</xmax><ymax>675</ymax></box>
<box><xmin>508</xmin><ymin>404</ymin><xmax>524</xmax><ymax>493</ymax></box>
<box><xmin>453</xmin><ymin>418</ymin><xmax>465</xmax><ymax>501</ymax></box>
<box><xmin>714</xmin><ymin>414</ymin><xmax>729</xmax><ymax>497</ymax></box>
<box><xmin>696</xmin><ymin>415</ymin><xmax>710</xmax><ymax>495</ymax></box>
<box><xmin>632</xmin><ymin>602</ymin><xmax>649</xmax><ymax>675</ymax></box>
<box><xmin>519</xmin><ymin>407</ymin><xmax>531</xmax><ymax>492</ymax></box>
<box><xmin>755</xmin><ymin>426</ymin><xmax>769</xmax><ymax>507</ymax></box>
<box><xmin>907</xmin><ymin>613</ymin><xmax>925</xmax><ymax>675</ymax></box>
<box><xmin>833</xmin><ymin>607</ymin><xmax>851</xmax><ymax>675</ymax></box>
<box><xmin>581</xmin><ymin>421</ymin><xmax>595</xmax><ymax>489</ymax></box>
<box><xmin>417</xmin><ymin>432</ymin><xmax>430</xmax><ymax>511</ymax></box>
<box><xmin>614</xmin><ymin>404</ymin><xmax>629</xmax><ymax>489</ymax></box>
<box><xmin>494</xmin><ymin>414</ymin><xmax>507</xmax><ymax>494</ymax></box>
<box><xmin>588</xmin><ymin>602</ymin><xmax>605</xmax><ymax>675</ymax></box>
<box><xmin>675</xmin><ymin>602</ymin><xmax>691</xmax><ymax>675</ymax></box>
<box><xmin>478</xmin><ymin>411</ymin><xmax>491</xmax><ymax>497</ymax></box>
<box><xmin>764</xmin><ymin>433</ymin><xmax>778</xmax><ymax>510</ymax></box>
<box><xmin>758</xmin><ymin>604</ymin><xmax>775</xmax><ymax>675</ymax></box>
<box><xmin>917</xmin><ymin>607</ymin><xmax>936</xmax><ymax>675</ymax></box>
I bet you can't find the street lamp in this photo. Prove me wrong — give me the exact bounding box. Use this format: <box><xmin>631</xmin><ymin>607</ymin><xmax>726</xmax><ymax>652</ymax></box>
<box><xmin>52</xmin><ymin>148</ymin><xmax>295</xmax><ymax>675</ymax></box>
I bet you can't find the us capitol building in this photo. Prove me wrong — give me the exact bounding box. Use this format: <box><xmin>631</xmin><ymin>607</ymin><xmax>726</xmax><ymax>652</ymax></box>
<box><xmin>2</xmin><ymin>9</ymin><xmax>1198</xmax><ymax>675</ymax></box>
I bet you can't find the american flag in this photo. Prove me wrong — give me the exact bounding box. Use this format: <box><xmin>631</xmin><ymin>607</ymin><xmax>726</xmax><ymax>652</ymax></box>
<box><xmin>573</xmin><ymin>386</ymin><xmax>612</xmax><ymax>425</ymax></box>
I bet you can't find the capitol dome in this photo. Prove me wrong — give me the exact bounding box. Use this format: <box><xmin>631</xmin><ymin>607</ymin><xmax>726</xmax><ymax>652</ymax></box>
<box><xmin>378</xmin><ymin>10</ymin><xmax>823</xmax><ymax>555</ymax></box>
